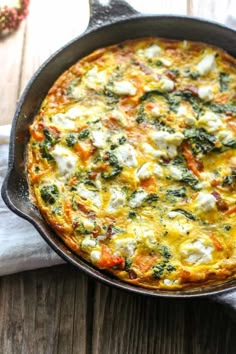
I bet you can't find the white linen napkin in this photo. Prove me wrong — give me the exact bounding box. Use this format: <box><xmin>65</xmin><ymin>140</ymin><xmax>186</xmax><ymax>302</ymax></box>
<box><xmin>0</xmin><ymin>125</ymin><xmax>64</xmax><ymax>276</ymax></box>
<box><xmin>0</xmin><ymin>11</ymin><xmax>235</xmax><ymax>276</ymax></box>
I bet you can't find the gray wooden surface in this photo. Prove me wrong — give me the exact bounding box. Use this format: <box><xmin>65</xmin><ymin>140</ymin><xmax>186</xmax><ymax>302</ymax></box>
<box><xmin>0</xmin><ymin>264</ymin><xmax>236</xmax><ymax>354</ymax></box>
<box><xmin>1</xmin><ymin>0</ymin><xmax>236</xmax><ymax>353</ymax></box>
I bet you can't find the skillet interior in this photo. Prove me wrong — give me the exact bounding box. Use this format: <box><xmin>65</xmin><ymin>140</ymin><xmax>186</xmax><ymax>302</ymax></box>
<box><xmin>2</xmin><ymin>15</ymin><xmax>236</xmax><ymax>298</ymax></box>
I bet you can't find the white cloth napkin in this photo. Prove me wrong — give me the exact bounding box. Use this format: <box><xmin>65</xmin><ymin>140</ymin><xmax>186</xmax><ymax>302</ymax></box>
<box><xmin>0</xmin><ymin>125</ymin><xmax>64</xmax><ymax>276</ymax></box>
<box><xmin>0</xmin><ymin>10</ymin><xmax>235</xmax><ymax>277</ymax></box>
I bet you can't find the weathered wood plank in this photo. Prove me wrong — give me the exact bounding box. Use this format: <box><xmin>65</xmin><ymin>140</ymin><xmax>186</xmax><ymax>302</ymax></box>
<box><xmin>19</xmin><ymin>0</ymin><xmax>89</xmax><ymax>93</ymax></box>
<box><xmin>128</xmin><ymin>0</ymin><xmax>188</xmax><ymax>14</ymax></box>
<box><xmin>188</xmin><ymin>0</ymin><xmax>234</xmax><ymax>23</ymax></box>
<box><xmin>0</xmin><ymin>22</ymin><xmax>25</xmax><ymax>125</ymax></box>
<box><xmin>0</xmin><ymin>265</ymin><xmax>89</xmax><ymax>354</ymax></box>
<box><xmin>91</xmin><ymin>283</ymin><xmax>185</xmax><ymax>354</ymax></box>
<box><xmin>90</xmin><ymin>282</ymin><xmax>236</xmax><ymax>354</ymax></box>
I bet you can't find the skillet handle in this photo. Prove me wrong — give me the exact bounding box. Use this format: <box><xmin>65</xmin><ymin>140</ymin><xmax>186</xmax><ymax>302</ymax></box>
<box><xmin>88</xmin><ymin>0</ymin><xmax>139</xmax><ymax>29</ymax></box>
<box><xmin>212</xmin><ymin>290</ymin><xmax>236</xmax><ymax>321</ymax></box>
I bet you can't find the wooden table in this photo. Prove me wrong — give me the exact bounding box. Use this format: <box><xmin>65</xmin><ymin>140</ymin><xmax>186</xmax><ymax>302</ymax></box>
<box><xmin>0</xmin><ymin>1</ymin><xmax>236</xmax><ymax>353</ymax></box>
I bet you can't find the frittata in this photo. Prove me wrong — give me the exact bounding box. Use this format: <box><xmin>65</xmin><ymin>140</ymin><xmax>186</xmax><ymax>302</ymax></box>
<box><xmin>27</xmin><ymin>38</ymin><xmax>236</xmax><ymax>290</ymax></box>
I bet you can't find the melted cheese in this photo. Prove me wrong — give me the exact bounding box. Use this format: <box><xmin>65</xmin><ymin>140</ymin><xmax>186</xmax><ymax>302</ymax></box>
<box><xmin>51</xmin><ymin>145</ymin><xmax>77</xmax><ymax>178</ymax></box>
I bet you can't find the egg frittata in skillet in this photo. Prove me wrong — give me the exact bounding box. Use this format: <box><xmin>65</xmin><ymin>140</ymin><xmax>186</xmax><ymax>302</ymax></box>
<box><xmin>27</xmin><ymin>38</ymin><xmax>236</xmax><ymax>290</ymax></box>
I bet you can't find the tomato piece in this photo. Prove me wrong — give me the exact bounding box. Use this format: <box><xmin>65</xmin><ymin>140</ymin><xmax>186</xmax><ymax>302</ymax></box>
<box><xmin>98</xmin><ymin>245</ymin><xmax>125</xmax><ymax>269</ymax></box>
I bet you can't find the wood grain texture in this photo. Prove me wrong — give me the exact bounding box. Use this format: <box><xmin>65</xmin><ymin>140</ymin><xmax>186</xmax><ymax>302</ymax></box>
<box><xmin>0</xmin><ymin>265</ymin><xmax>89</xmax><ymax>354</ymax></box>
<box><xmin>128</xmin><ymin>0</ymin><xmax>188</xmax><ymax>14</ymax></box>
<box><xmin>188</xmin><ymin>0</ymin><xmax>234</xmax><ymax>23</ymax></box>
<box><xmin>19</xmin><ymin>0</ymin><xmax>89</xmax><ymax>95</ymax></box>
<box><xmin>0</xmin><ymin>23</ymin><xmax>25</xmax><ymax>125</ymax></box>
<box><xmin>0</xmin><ymin>265</ymin><xmax>236</xmax><ymax>354</ymax></box>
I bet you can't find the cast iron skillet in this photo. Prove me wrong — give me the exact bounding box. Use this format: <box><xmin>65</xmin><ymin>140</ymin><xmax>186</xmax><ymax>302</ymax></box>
<box><xmin>2</xmin><ymin>0</ymin><xmax>236</xmax><ymax>317</ymax></box>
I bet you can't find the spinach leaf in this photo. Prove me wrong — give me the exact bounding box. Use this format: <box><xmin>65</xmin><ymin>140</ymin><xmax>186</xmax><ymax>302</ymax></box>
<box><xmin>152</xmin><ymin>263</ymin><xmax>166</xmax><ymax>279</ymax></box>
<box><xmin>128</xmin><ymin>211</ymin><xmax>137</xmax><ymax>219</ymax></box>
<box><xmin>103</xmin><ymin>87</ymin><xmax>119</xmax><ymax>104</ymax></box>
<box><xmin>145</xmin><ymin>193</ymin><xmax>159</xmax><ymax>204</ymax></box>
<box><xmin>78</xmin><ymin>128</ymin><xmax>90</xmax><ymax>140</ymax></box>
<box><xmin>140</xmin><ymin>90</ymin><xmax>167</xmax><ymax>102</ymax></box>
<box><xmin>184</xmin><ymin>128</ymin><xmax>216</xmax><ymax>154</ymax></box>
<box><xmin>219</xmin><ymin>72</ymin><xmax>230</xmax><ymax>92</ymax></box>
<box><xmin>66</xmin><ymin>134</ymin><xmax>77</xmax><ymax>147</ymax></box>
<box><xmin>101</xmin><ymin>166</ymin><xmax>123</xmax><ymax>179</ymax></box>
<box><xmin>175</xmin><ymin>90</ymin><xmax>203</xmax><ymax>117</ymax></box>
<box><xmin>167</xmin><ymin>187</ymin><xmax>186</xmax><ymax>198</ymax></box>
<box><xmin>172</xmin><ymin>209</ymin><xmax>196</xmax><ymax>220</ymax></box>
<box><xmin>40</xmin><ymin>128</ymin><xmax>57</xmax><ymax>160</ymax></box>
<box><xmin>184</xmin><ymin>69</ymin><xmax>200</xmax><ymax>79</ymax></box>
<box><xmin>209</xmin><ymin>102</ymin><xmax>236</xmax><ymax>115</ymax></box>
<box><xmin>160</xmin><ymin>245</ymin><xmax>171</xmax><ymax>260</ymax></box>
<box><xmin>222</xmin><ymin>139</ymin><xmax>236</xmax><ymax>149</ymax></box>
<box><xmin>181</xmin><ymin>170</ymin><xmax>199</xmax><ymax>189</ymax></box>
<box><xmin>40</xmin><ymin>185</ymin><xmax>59</xmax><ymax>204</ymax></box>
<box><xmin>124</xmin><ymin>257</ymin><xmax>132</xmax><ymax>272</ymax></box>
<box><xmin>222</xmin><ymin>169</ymin><xmax>236</xmax><ymax>187</ymax></box>
<box><xmin>140</xmin><ymin>90</ymin><xmax>181</xmax><ymax>113</ymax></box>
<box><xmin>136</xmin><ymin>105</ymin><xmax>147</xmax><ymax>124</ymax></box>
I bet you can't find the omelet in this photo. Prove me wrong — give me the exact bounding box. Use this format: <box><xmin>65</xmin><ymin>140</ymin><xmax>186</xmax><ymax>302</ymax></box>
<box><xmin>27</xmin><ymin>38</ymin><xmax>236</xmax><ymax>290</ymax></box>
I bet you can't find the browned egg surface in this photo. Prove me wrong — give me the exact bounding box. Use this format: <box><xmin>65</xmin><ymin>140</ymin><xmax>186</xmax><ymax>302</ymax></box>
<box><xmin>27</xmin><ymin>38</ymin><xmax>236</xmax><ymax>290</ymax></box>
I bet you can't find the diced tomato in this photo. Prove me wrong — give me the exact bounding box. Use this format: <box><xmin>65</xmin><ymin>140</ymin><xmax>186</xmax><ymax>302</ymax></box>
<box><xmin>97</xmin><ymin>245</ymin><xmax>125</xmax><ymax>269</ymax></box>
<box><xmin>29</xmin><ymin>125</ymin><xmax>44</xmax><ymax>141</ymax></box>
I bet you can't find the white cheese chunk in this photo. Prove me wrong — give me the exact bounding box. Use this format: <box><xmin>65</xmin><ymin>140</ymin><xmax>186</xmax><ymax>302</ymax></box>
<box><xmin>111</xmin><ymin>81</ymin><xmax>137</xmax><ymax>96</ymax></box>
<box><xmin>116</xmin><ymin>143</ymin><xmax>138</xmax><ymax>167</ymax></box>
<box><xmin>177</xmin><ymin>104</ymin><xmax>187</xmax><ymax>117</ymax></box>
<box><xmin>198</xmin><ymin>111</ymin><xmax>223</xmax><ymax>133</ymax></box>
<box><xmin>196</xmin><ymin>53</ymin><xmax>216</xmax><ymax>76</ymax></box>
<box><xmin>153</xmin><ymin>163</ymin><xmax>164</xmax><ymax>177</ymax></box>
<box><xmin>83</xmin><ymin>219</ymin><xmax>95</xmax><ymax>232</ymax></box>
<box><xmin>114</xmin><ymin>238</ymin><xmax>137</xmax><ymax>257</ymax></box>
<box><xmin>161</xmin><ymin>58</ymin><xmax>172</xmax><ymax>67</ymax></box>
<box><xmin>163</xmin><ymin>279</ymin><xmax>178</xmax><ymax>286</ymax></box>
<box><xmin>134</xmin><ymin>225</ymin><xmax>157</xmax><ymax>250</ymax></box>
<box><xmin>198</xmin><ymin>86</ymin><xmax>213</xmax><ymax>101</ymax></box>
<box><xmin>81</xmin><ymin>238</ymin><xmax>97</xmax><ymax>251</ymax></box>
<box><xmin>169</xmin><ymin>165</ymin><xmax>183</xmax><ymax>180</ymax></box>
<box><xmin>91</xmin><ymin>130</ymin><xmax>106</xmax><ymax>148</ymax></box>
<box><xmin>90</xmin><ymin>250</ymin><xmax>102</xmax><ymax>263</ymax></box>
<box><xmin>195</xmin><ymin>192</ymin><xmax>216</xmax><ymax>212</ymax></box>
<box><xmin>152</xmin><ymin>131</ymin><xmax>184</xmax><ymax>158</ymax></box>
<box><xmin>136</xmin><ymin>162</ymin><xmax>152</xmax><ymax>180</ymax></box>
<box><xmin>110</xmin><ymin>110</ymin><xmax>127</xmax><ymax>126</ymax></box>
<box><xmin>218</xmin><ymin>130</ymin><xmax>234</xmax><ymax>144</ymax></box>
<box><xmin>51</xmin><ymin>145</ymin><xmax>77</xmax><ymax>177</ymax></box>
<box><xmin>85</xmin><ymin>66</ymin><xmax>107</xmax><ymax>89</ymax></box>
<box><xmin>129</xmin><ymin>190</ymin><xmax>148</xmax><ymax>208</ymax></box>
<box><xmin>51</xmin><ymin>113</ymin><xmax>76</xmax><ymax>130</ymax></box>
<box><xmin>65</xmin><ymin>106</ymin><xmax>83</xmax><ymax>120</ymax></box>
<box><xmin>159</xmin><ymin>76</ymin><xmax>175</xmax><ymax>92</ymax></box>
<box><xmin>151</xmin><ymin>106</ymin><xmax>162</xmax><ymax>117</ymax></box>
<box><xmin>141</xmin><ymin>44</ymin><xmax>162</xmax><ymax>58</ymax></box>
<box><xmin>167</xmin><ymin>211</ymin><xmax>181</xmax><ymax>219</ymax></box>
<box><xmin>77</xmin><ymin>184</ymin><xmax>102</xmax><ymax>208</ymax></box>
<box><xmin>181</xmin><ymin>239</ymin><xmax>213</xmax><ymax>265</ymax></box>
<box><xmin>141</xmin><ymin>143</ymin><xmax>163</xmax><ymax>158</ymax></box>
<box><xmin>107</xmin><ymin>188</ymin><xmax>126</xmax><ymax>213</ymax></box>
